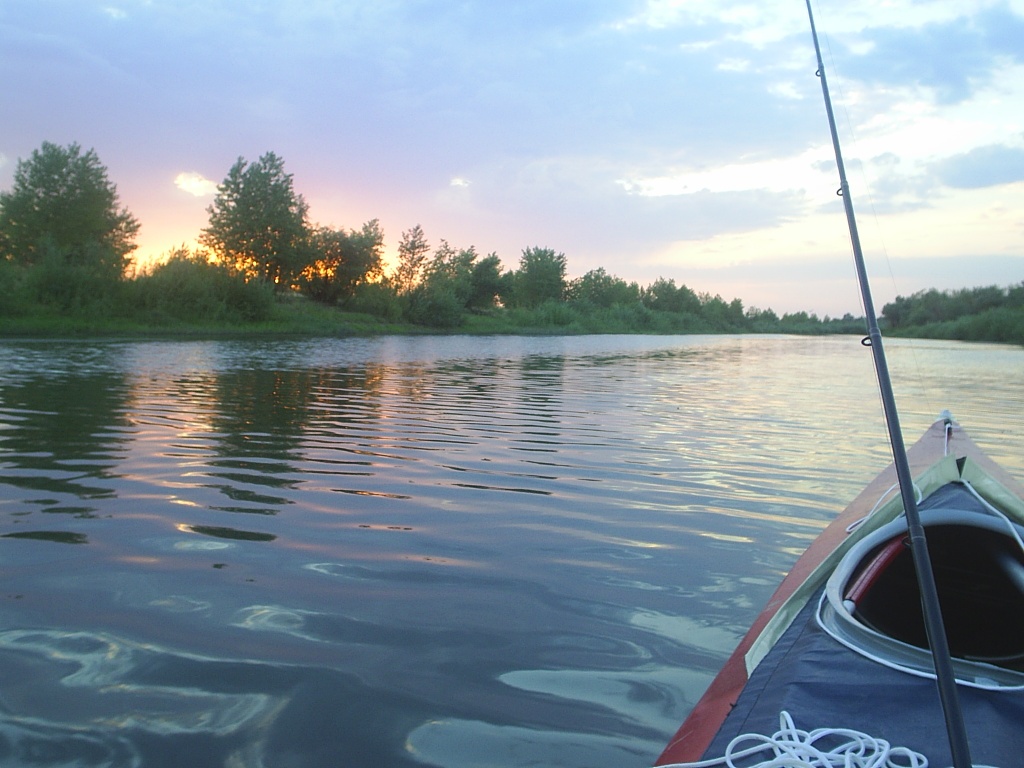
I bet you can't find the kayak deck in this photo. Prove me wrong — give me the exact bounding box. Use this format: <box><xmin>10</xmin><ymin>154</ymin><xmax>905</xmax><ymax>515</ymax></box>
<box><xmin>656</xmin><ymin>419</ymin><xmax>1024</xmax><ymax>765</ymax></box>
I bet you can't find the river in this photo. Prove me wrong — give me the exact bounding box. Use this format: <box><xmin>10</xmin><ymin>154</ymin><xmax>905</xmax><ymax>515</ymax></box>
<box><xmin>0</xmin><ymin>334</ymin><xmax>1020</xmax><ymax>767</ymax></box>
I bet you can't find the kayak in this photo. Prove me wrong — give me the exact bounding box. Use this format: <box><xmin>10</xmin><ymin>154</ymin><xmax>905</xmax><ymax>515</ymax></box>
<box><xmin>655</xmin><ymin>414</ymin><xmax>1024</xmax><ymax>767</ymax></box>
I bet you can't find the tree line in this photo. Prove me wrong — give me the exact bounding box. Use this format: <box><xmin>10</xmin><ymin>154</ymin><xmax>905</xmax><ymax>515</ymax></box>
<box><xmin>1</xmin><ymin>141</ymin><xmax>1013</xmax><ymax>342</ymax></box>
<box><xmin>881</xmin><ymin>285</ymin><xmax>1024</xmax><ymax>345</ymax></box>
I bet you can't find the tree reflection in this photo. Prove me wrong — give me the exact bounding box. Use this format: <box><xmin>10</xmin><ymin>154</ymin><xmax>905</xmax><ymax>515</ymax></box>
<box><xmin>0</xmin><ymin>370</ymin><xmax>130</xmax><ymax>518</ymax></box>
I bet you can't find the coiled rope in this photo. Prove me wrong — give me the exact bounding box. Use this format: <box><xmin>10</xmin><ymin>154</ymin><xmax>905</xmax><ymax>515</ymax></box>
<box><xmin>657</xmin><ymin>711</ymin><xmax>927</xmax><ymax>768</ymax></box>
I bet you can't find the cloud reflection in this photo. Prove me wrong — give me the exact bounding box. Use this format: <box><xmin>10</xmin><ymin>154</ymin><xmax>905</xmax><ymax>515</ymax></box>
<box><xmin>0</xmin><ymin>628</ymin><xmax>277</xmax><ymax>742</ymax></box>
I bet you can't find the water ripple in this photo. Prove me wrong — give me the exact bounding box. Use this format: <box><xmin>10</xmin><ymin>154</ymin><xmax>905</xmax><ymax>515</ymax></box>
<box><xmin>0</xmin><ymin>335</ymin><xmax>1020</xmax><ymax>767</ymax></box>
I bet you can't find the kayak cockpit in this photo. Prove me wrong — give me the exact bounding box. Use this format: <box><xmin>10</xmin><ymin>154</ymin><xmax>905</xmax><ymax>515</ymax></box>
<box><xmin>819</xmin><ymin>481</ymin><xmax>1024</xmax><ymax>688</ymax></box>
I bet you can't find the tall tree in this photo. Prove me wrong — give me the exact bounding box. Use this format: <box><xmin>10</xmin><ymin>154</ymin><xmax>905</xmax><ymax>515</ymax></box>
<box><xmin>299</xmin><ymin>219</ymin><xmax>385</xmax><ymax>304</ymax></box>
<box><xmin>392</xmin><ymin>224</ymin><xmax>430</xmax><ymax>295</ymax></box>
<box><xmin>422</xmin><ymin>241</ymin><xmax>477</xmax><ymax>299</ymax></box>
<box><xmin>0</xmin><ymin>141</ymin><xmax>139</xmax><ymax>274</ymax></box>
<box><xmin>467</xmin><ymin>252</ymin><xmax>503</xmax><ymax>311</ymax></box>
<box><xmin>510</xmin><ymin>246</ymin><xmax>566</xmax><ymax>309</ymax></box>
<box><xmin>406</xmin><ymin>241</ymin><xmax>478</xmax><ymax>328</ymax></box>
<box><xmin>200</xmin><ymin>152</ymin><xmax>310</xmax><ymax>288</ymax></box>
<box><xmin>641</xmin><ymin>277</ymin><xmax>700</xmax><ymax>315</ymax></box>
<box><xmin>568</xmin><ymin>267</ymin><xmax>639</xmax><ymax>307</ymax></box>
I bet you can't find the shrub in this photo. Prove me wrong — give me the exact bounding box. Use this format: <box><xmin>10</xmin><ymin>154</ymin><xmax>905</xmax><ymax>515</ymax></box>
<box><xmin>406</xmin><ymin>285</ymin><xmax>466</xmax><ymax>328</ymax></box>
<box><xmin>343</xmin><ymin>282</ymin><xmax>403</xmax><ymax>322</ymax></box>
<box><xmin>131</xmin><ymin>251</ymin><xmax>274</xmax><ymax>324</ymax></box>
<box><xmin>21</xmin><ymin>243</ymin><xmax>125</xmax><ymax>315</ymax></box>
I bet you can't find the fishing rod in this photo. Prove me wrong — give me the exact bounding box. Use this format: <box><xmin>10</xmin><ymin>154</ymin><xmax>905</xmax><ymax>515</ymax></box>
<box><xmin>803</xmin><ymin>2</ymin><xmax>973</xmax><ymax>766</ymax></box>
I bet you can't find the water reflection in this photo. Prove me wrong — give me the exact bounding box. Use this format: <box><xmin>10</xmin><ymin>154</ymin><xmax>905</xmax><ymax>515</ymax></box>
<box><xmin>1</xmin><ymin>530</ymin><xmax>89</xmax><ymax>544</ymax></box>
<box><xmin>0</xmin><ymin>626</ymin><xmax>428</xmax><ymax>767</ymax></box>
<box><xmin>0</xmin><ymin>335</ymin><xmax>1020</xmax><ymax>767</ymax></box>
<box><xmin>0</xmin><ymin>369</ymin><xmax>130</xmax><ymax>507</ymax></box>
<box><xmin>182</xmin><ymin>524</ymin><xmax>277</xmax><ymax>542</ymax></box>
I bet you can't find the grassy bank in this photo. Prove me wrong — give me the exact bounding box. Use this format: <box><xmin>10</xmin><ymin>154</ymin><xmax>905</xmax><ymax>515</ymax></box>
<box><xmin>0</xmin><ymin>292</ymin><xmax>867</xmax><ymax>339</ymax></box>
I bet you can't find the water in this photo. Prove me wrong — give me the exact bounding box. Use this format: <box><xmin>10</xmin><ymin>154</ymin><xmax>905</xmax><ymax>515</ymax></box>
<box><xmin>0</xmin><ymin>334</ymin><xmax>1020</xmax><ymax>767</ymax></box>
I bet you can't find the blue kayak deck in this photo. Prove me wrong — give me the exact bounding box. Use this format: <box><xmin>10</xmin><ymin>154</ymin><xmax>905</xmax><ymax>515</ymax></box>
<box><xmin>702</xmin><ymin>579</ymin><xmax>1024</xmax><ymax>767</ymax></box>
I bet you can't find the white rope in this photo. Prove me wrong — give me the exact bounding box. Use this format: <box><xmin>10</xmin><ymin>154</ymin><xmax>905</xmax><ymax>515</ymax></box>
<box><xmin>657</xmin><ymin>711</ymin><xmax>928</xmax><ymax>768</ymax></box>
<box><xmin>846</xmin><ymin>482</ymin><xmax>922</xmax><ymax>534</ymax></box>
<box><xmin>962</xmin><ymin>480</ymin><xmax>1024</xmax><ymax>554</ymax></box>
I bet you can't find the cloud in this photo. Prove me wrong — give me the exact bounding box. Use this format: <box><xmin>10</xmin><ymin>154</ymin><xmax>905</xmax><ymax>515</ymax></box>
<box><xmin>837</xmin><ymin>6</ymin><xmax>1024</xmax><ymax>103</ymax></box>
<box><xmin>933</xmin><ymin>144</ymin><xmax>1024</xmax><ymax>189</ymax></box>
<box><xmin>617</xmin><ymin>148</ymin><xmax>830</xmax><ymax>197</ymax></box>
<box><xmin>174</xmin><ymin>172</ymin><xmax>217</xmax><ymax>197</ymax></box>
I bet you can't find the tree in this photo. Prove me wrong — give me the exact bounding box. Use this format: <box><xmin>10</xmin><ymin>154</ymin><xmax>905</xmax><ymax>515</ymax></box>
<box><xmin>699</xmin><ymin>293</ymin><xmax>746</xmax><ymax>330</ymax></box>
<box><xmin>509</xmin><ymin>246</ymin><xmax>566</xmax><ymax>309</ymax></box>
<box><xmin>745</xmin><ymin>306</ymin><xmax>780</xmax><ymax>333</ymax></box>
<box><xmin>200</xmin><ymin>152</ymin><xmax>310</xmax><ymax>289</ymax></box>
<box><xmin>882</xmin><ymin>295</ymin><xmax>913</xmax><ymax>329</ymax></box>
<box><xmin>568</xmin><ymin>267</ymin><xmax>639</xmax><ymax>308</ymax></box>
<box><xmin>299</xmin><ymin>219</ymin><xmax>385</xmax><ymax>305</ymax></box>
<box><xmin>424</xmin><ymin>241</ymin><xmax>476</xmax><ymax>296</ymax></box>
<box><xmin>392</xmin><ymin>224</ymin><xmax>430</xmax><ymax>295</ymax></box>
<box><xmin>0</xmin><ymin>141</ymin><xmax>139</xmax><ymax>275</ymax></box>
<box><xmin>641</xmin><ymin>277</ymin><xmax>700</xmax><ymax>315</ymax></box>
<box><xmin>467</xmin><ymin>253</ymin><xmax>503</xmax><ymax>311</ymax></box>
<box><xmin>406</xmin><ymin>241</ymin><xmax>478</xmax><ymax>327</ymax></box>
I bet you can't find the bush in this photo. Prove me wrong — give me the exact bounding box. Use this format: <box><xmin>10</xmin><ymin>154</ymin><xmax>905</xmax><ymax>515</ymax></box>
<box><xmin>131</xmin><ymin>252</ymin><xmax>274</xmax><ymax>324</ymax></box>
<box><xmin>915</xmin><ymin>307</ymin><xmax>1024</xmax><ymax>345</ymax></box>
<box><xmin>21</xmin><ymin>244</ymin><xmax>125</xmax><ymax>315</ymax></box>
<box><xmin>406</xmin><ymin>285</ymin><xmax>466</xmax><ymax>328</ymax></box>
<box><xmin>343</xmin><ymin>282</ymin><xmax>403</xmax><ymax>322</ymax></box>
<box><xmin>0</xmin><ymin>260</ymin><xmax>31</xmax><ymax>317</ymax></box>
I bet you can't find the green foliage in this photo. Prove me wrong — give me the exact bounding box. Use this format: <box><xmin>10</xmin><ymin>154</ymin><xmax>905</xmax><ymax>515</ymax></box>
<box><xmin>568</xmin><ymin>268</ymin><xmax>640</xmax><ymax>308</ymax></box>
<box><xmin>530</xmin><ymin>298</ymin><xmax>577</xmax><ymax>327</ymax></box>
<box><xmin>640</xmin><ymin>278</ymin><xmax>701</xmax><ymax>315</ymax></box>
<box><xmin>597</xmin><ymin>302</ymin><xmax>656</xmax><ymax>332</ymax></box>
<box><xmin>345</xmin><ymin>281</ymin><xmax>403</xmax><ymax>322</ymax></box>
<box><xmin>507</xmin><ymin>247</ymin><xmax>567</xmax><ymax>309</ymax></box>
<box><xmin>699</xmin><ymin>293</ymin><xmax>746</xmax><ymax>331</ymax></box>
<box><xmin>406</xmin><ymin>284</ymin><xmax>466</xmax><ymax>328</ymax></box>
<box><xmin>392</xmin><ymin>224</ymin><xmax>431</xmax><ymax>296</ymax></box>
<box><xmin>200</xmin><ymin>152</ymin><xmax>311</xmax><ymax>289</ymax></box>
<box><xmin>299</xmin><ymin>220</ymin><xmax>385</xmax><ymax>305</ymax></box>
<box><xmin>0</xmin><ymin>259</ymin><xmax>29</xmax><ymax>317</ymax></box>
<box><xmin>882</xmin><ymin>283</ymin><xmax>1024</xmax><ymax>344</ymax></box>
<box><xmin>21</xmin><ymin>240</ymin><xmax>129</xmax><ymax>314</ymax></box>
<box><xmin>778</xmin><ymin>311</ymin><xmax>824</xmax><ymax>334</ymax></box>
<box><xmin>405</xmin><ymin>241</ymin><xmax>480</xmax><ymax>327</ymax></box>
<box><xmin>0</xmin><ymin>142</ymin><xmax>139</xmax><ymax>276</ymax></box>
<box><xmin>745</xmin><ymin>306</ymin><xmax>780</xmax><ymax>333</ymax></box>
<box><xmin>467</xmin><ymin>253</ymin><xmax>503</xmax><ymax>311</ymax></box>
<box><xmin>895</xmin><ymin>306</ymin><xmax>1024</xmax><ymax>345</ymax></box>
<box><xmin>131</xmin><ymin>247</ymin><xmax>275</xmax><ymax>324</ymax></box>
<box><xmin>425</xmin><ymin>241</ymin><xmax>476</xmax><ymax>301</ymax></box>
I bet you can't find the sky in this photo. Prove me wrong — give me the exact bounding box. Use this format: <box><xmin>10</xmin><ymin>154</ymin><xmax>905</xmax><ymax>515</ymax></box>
<box><xmin>2</xmin><ymin>0</ymin><xmax>1023</xmax><ymax>317</ymax></box>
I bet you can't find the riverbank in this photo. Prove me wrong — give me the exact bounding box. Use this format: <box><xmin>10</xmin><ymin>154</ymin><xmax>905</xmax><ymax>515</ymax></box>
<box><xmin>0</xmin><ymin>293</ymin><xmax>862</xmax><ymax>339</ymax></box>
<box><xmin>3</xmin><ymin>291</ymin><xmax>1020</xmax><ymax>344</ymax></box>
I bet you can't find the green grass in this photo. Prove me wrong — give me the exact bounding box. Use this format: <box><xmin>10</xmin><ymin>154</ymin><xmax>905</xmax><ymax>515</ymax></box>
<box><xmin>0</xmin><ymin>296</ymin><xmax>406</xmax><ymax>338</ymax></box>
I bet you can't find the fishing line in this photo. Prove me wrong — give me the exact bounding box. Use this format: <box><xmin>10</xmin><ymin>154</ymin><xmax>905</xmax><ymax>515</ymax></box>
<box><xmin>804</xmin><ymin>1</ymin><xmax>973</xmax><ymax>764</ymax></box>
<box><xmin>810</xmin><ymin>0</ymin><xmax>939</xmax><ymax>424</ymax></box>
